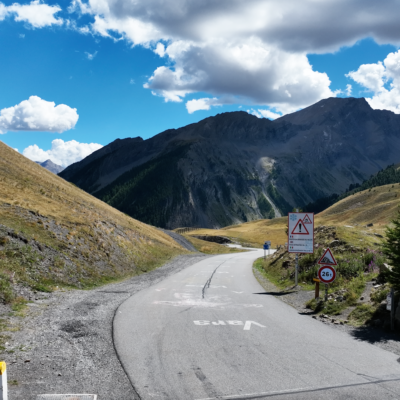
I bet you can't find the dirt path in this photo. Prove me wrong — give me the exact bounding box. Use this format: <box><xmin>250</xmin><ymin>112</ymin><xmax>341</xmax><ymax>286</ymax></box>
<box><xmin>1</xmin><ymin>253</ymin><xmax>211</xmax><ymax>400</ymax></box>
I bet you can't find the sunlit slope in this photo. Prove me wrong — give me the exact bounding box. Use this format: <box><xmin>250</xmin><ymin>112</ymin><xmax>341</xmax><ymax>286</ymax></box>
<box><xmin>188</xmin><ymin>217</ymin><xmax>288</xmax><ymax>248</ymax></box>
<box><xmin>317</xmin><ymin>183</ymin><xmax>400</xmax><ymax>227</ymax></box>
<box><xmin>0</xmin><ymin>141</ymin><xmax>187</xmax><ymax>289</ymax></box>
<box><xmin>188</xmin><ymin>183</ymin><xmax>400</xmax><ymax>247</ymax></box>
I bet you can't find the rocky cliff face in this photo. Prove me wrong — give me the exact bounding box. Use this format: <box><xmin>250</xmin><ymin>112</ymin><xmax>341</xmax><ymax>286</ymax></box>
<box><xmin>60</xmin><ymin>97</ymin><xmax>400</xmax><ymax>229</ymax></box>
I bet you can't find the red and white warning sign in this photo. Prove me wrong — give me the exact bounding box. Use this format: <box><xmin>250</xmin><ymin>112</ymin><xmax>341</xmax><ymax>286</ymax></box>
<box><xmin>288</xmin><ymin>213</ymin><xmax>314</xmax><ymax>254</ymax></box>
<box><xmin>291</xmin><ymin>219</ymin><xmax>310</xmax><ymax>235</ymax></box>
<box><xmin>317</xmin><ymin>248</ymin><xmax>337</xmax><ymax>266</ymax></box>
<box><xmin>303</xmin><ymin>214</ymin><xmax>312</xmax><ymax>224</ymax></box>
<box><xmin>318</xmin><ymin>265</ymin><xmax>336</xmax><ymax>284</ymax></box>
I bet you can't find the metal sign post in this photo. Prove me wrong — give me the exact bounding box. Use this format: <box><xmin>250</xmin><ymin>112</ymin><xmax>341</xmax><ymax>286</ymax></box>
<box><xmin>318</xmin><ymin>264</ymin><xmax>336</xmax><ymax>302</ymax></box>
<box><xmin>263</xmin><ymin>241</ymin><xmax>271</xmax><ymax>260</ymax></box>
<box><xmin>325</xmin><ymin>284</ymin><xmax>329</xmax><ymax>302</ymax></box>
<box><xmin>288</xmin><ymin>213</ymin><xmax>314</xmax><ymax>286</ymax></box>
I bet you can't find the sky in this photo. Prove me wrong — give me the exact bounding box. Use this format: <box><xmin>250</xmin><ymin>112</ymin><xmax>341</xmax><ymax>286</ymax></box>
<box><xmin>1</xmin><ymin>0</ymin><xmax>400</xmax><ymax>168</ymax></box>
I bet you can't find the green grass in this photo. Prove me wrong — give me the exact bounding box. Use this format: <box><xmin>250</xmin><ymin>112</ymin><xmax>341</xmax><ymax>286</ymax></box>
<box><xmin>349</xmin><ymin>304</ymin><xmax>376</xmax><ymax>326</ymax></box>
<box><xmin>253</xmin><ymin>257</ymin><xmax>294</xmax><ymax>290</ymax></box>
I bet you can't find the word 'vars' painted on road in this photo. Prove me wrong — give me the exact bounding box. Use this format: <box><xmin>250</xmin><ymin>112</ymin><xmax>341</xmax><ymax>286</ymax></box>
<box><xmin>194</xmin><ymin>320</ymin><xmax>266</xmax><ymax>330</ymax></box>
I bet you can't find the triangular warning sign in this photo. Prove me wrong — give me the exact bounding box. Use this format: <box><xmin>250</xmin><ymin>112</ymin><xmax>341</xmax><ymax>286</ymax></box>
<box><xmin>303</xmin><ymin>214</ymin><xmax>312</xmax><ymax>224</ymax></box>
<box><xmin>317</xmin><ymin>248</ymin><xmax>337</xmax><ymax>266</ymax></box>
<box><xmin>291</xmin><ymin>219</ymin><xmax>309</xmax><ymax>235</ymax></box>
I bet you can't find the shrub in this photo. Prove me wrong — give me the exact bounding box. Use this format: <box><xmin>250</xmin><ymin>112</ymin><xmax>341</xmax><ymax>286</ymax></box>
<box><xmin>382</xmin><ymin>209</ymin><xmax>400</xmax><ymax>291</ymax></box>
<box><xmin>0</xmin><ymin>273</ymin><xmax>14</xmax><ymax>303</ymax></box>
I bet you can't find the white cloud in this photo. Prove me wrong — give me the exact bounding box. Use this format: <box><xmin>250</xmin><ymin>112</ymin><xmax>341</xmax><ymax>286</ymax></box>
<box><xmin>13</xmin><ymin>148</ymin><xmax>18</xmax><ymax>152</ymax></box>
<box><xmin>347</xmin><ymin>62</ymin><xmax>386</xmax><ymax>93</ymax></box>
<box><xmin>79</xmin><ymin>25</ymin><xmax>90</xmax><ymax>34</ymax></box>
<box><xmin>154</xmin><ymin>42</ymin><xmax>165</xmax><ymax>57</ymax></box>
<box><xmin>85</xmin><ymin>50</ymin><xmax>98</xmax><ymax>60</ymax></box>
<box><xmin>247</xmin><ymin>108</ymin><xmax>281</xmax><ymax>120</ymax></box>
<box><xmin>0</xmin><ymin>3</ymin><xmax>8</xmax><ymax>20</ymax></box>
<box><xmin>0</xmin><ymin>96</ymin><xmax>79</xmax><ymax>134</ymax></box>
<box><xmin>5</xmin><ymin>0</ymin><xmax>63</xmax><ymax>28</ymax></box>
<box><xmin>345</xmin><ymin>84</ymin><xmax>352</xmax><ymax>96</ymax></box>
<box><xmin>186</xmin><ymin>98</ymin><xmax>221</xmax><ymax>114</ymax></box>
<box><xmin>67</xmin><ymin>0</ymin><xmax>400</xmax><ymax>114</ymax></box>
<box><xmin>347</xmin><ymin>50</ymin><xmax>400</xmax><ymax>114</ymax></box>
<box><xmin>129</xmin><ymin>78</ymin><xmax>135</xmax><ymax>84</ymax></box>
<box><xmin>23</xmin><ymin>139</ymin><xmax>103</xmax><ymax>167</ymax></box>
<box><xmin>148</xmin><ymin>38</ymin><xmax>333</xmax><ymax>114</ymax></box>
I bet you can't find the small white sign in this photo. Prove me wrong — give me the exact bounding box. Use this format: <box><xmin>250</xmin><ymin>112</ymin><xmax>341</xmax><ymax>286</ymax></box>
<box><xmin>387</xmin><ymin>294</ymin><xmax>392</xmax><ymax>311</ymax></box>
<box><xmin>288</xmin><ymin>212</ymin><xmax>314</xmax><ymax>253</ymax></box>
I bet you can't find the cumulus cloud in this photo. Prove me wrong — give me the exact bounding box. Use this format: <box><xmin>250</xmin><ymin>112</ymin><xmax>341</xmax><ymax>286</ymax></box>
<box><xmin>0</xmin><ymin>96</ymin><xmax>79</xmax><ymax>134</ymax></box>
<box><xmin>248</xmin><ymin>108</ymin><xmax>282</xmax><ymax>120</ymax></box>
<box><xmin>67</xmin><ymin>0</ymin><xmax>400</xmax><ymax>114</ymax></box>
<box><xmin>347</xmin><ymin>50</ymin><xmax>400</xmax><ymax>114</ymax></box>
<box><xmin>23</xmin><ymin>139</ymin><xmax>103</xmax><ymax>167</ymax></box>
<box><xmin>154</xmin><ymin>42</ymin><xmax>165</xmax><ymax>57</ymax></box>
<box><xmin>0</xmin><ymin>3</ymin><xmax>6</xmax><ymax>20</ymax></box>
<box><xmin>4</xmin><ymin>0</ymin><xmax>63</xmax><ymax>28</ymax></box>
<box><xmin>186</xmin><ymin>98</ymin><xmax>222</xmax><ymax>114</ymax></box>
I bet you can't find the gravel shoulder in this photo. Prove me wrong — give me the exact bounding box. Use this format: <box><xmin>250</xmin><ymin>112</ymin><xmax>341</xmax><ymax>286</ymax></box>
<box><xmin>253</xmin><ymin>263</ymin><xmax>400</xmax><ymax>358</ymax></box>
<box><xmin>1</xmin><ymin>253</ymin><xmax>211</xmax><ymax>400</ymax></box>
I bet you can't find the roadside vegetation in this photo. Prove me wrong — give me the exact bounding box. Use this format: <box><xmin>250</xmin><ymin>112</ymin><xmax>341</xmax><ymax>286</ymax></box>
<box><xmin>253</xmin><ymin>221</ymin><xmax>398</xmax><ymax>328</ymax></box>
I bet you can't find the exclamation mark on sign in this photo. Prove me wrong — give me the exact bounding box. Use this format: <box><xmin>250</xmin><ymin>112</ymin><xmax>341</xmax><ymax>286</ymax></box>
<box><xmin>299</xmin><ymin>223</ymin><xmax>302</xmax><ymax>233</ymax></box>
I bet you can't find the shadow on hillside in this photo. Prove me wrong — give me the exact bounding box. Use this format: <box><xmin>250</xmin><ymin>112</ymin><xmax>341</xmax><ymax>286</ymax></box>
<box><xmin>253</xmin><ymin>291</ymin><xmax>296</xmax><ymax>296</ymax></box>
<box><xmin>350</xmin><ymin>326</ymin><xmax>400</xmax><ymax>344</ymax></box>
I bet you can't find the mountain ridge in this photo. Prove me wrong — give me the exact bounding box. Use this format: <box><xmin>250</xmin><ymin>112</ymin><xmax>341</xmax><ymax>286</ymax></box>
<box><xmin>35</xmin><ymin>159</ymin><xmax>64</xmax><ymax>174</ymax></box>
<box><xmin>60</xmin><ymin>97</ymin><xmax>400</xmax><ymax>229</ymax></box>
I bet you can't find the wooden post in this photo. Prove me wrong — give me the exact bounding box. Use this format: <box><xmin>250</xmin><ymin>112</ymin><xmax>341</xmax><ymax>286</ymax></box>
<box><xmin>313</xmin><ymin>278</ymin><xmax>320</xmax><ymax>299</ymax></box>
<box><xmin>391</xmin><ymin>288</ymin><xmax>395</xmax><ymax>331</ymax></box>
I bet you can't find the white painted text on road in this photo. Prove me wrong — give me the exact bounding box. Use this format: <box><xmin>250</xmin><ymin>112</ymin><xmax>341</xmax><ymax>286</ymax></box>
<box><xmin>193</xmin><ymin>320</ymin><xmax>266</xmax><ymax>330</ymax></box>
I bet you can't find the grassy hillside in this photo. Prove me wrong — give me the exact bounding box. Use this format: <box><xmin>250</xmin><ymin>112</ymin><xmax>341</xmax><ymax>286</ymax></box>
<box><xmin>188</xmin><ymin>183</ymin><xmax>400</xmax><ymax>247</ymax></box>
<box><xmin>303</xmin><ymin>163</ymin><xmax>400</xmax><ymax>214</ymax></box>
<box><xmin>0</xmin><ymin>141</ymin><xmax>188</xmax><ymax>301</ymax></box>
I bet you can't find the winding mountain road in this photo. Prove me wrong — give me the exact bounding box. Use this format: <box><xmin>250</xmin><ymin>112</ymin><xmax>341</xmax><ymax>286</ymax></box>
<box><xmin>114</xmin><ymin>250</ymin><xmax>400</xmax><ymax>399</ymax></box>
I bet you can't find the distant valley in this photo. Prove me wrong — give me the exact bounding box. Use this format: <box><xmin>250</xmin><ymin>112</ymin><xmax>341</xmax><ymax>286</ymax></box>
<box><xmin>60</xmin><ymin>97</ymin><xmax>400</xmax><ymax>229</ymax></box>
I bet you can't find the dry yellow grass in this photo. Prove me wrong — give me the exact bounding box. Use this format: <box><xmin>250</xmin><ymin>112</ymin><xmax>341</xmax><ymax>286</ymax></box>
<box><xmin>317</xmin><ymin>183</ymin><xmax>400</xmax><ymax>229</ymax></box>
<box><xmin>182</xmin><ymin>235</ymin><xmax>246</xmax><ymax>254</ymax></box>
<box><xmin>0</xmin><ymin>141</ymin><xmax>181</xmax><ymax>249</ymax></box>
<box><xmin>188</xmin><ymin>183</ymin><xmax>400</xmax><ymax>247</ymax></box>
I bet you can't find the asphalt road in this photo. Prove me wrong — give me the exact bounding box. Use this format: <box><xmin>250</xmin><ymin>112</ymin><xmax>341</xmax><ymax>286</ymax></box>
<box><xmin>114</xmin><ymin>250</ymin><xmax>400</xmax><ymax>400</ymax></box>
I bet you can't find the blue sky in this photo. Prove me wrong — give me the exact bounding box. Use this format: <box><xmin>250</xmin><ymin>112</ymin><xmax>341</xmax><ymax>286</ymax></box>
<box><xmin>1</xmin><ymin>0</ymin><xmax>400</xmax><ymax>167</ymax></box>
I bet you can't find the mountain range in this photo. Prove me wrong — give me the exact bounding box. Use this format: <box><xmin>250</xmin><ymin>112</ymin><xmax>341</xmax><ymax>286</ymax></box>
<box><xmin>60</xmin><ymin>97</ymin><xmax>400</xmax><ymax>229</ymax></box>
<box><xmin>36</xmin><ymin>159</ymin><xmax>64</xmax><ymax>174</ymax></box>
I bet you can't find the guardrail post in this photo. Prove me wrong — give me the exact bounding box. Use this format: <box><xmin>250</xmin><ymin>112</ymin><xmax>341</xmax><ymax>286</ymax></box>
<box><xmin>0</xmin><ymin>361</ymin><xmax>8</xmax><ymax>400</ymax></box>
